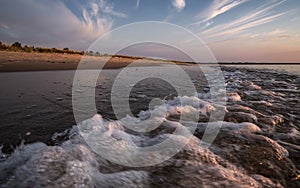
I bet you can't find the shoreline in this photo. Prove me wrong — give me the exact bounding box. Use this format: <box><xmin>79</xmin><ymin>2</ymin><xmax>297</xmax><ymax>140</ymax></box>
<box><xmin>1</xmin><ymin>51</ymin><xmax>299</xmax><ymax>73</ymax></box>
<box><xmin>0</xmin><ymin>51</ymin><xmax>193</xmax><ymax>72</ymax></box>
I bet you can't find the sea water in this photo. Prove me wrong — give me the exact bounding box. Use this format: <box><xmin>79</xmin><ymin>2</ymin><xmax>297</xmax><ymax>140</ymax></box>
<box><xmin>0</xmin><ymin>64</ymin><xmax>299</xmax><ymax>187</ymax></box>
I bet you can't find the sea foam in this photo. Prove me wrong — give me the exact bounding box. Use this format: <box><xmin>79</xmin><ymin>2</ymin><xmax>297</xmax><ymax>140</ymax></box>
<box><xmin>1</xmin><ymin>67</ymin><xmax>299</xmax><ymax>187</ymax></box>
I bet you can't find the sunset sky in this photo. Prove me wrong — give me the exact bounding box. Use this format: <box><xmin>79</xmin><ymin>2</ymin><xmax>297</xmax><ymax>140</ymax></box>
<box><xmin>0</xmin><ymin>0</ymin><xmax>299</xmax><ymax>62</ymax></box>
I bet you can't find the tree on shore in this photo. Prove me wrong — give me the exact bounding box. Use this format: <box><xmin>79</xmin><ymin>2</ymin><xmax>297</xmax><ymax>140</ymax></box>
<box><xmin>12</xmin><ymin>42</ymin><xmax>22</xmax><ymax>48</ymax></box>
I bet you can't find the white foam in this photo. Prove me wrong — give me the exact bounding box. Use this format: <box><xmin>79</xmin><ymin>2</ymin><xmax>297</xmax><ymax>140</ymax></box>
<box><xmin>0</xmin><ymin>89</ymin><xmax>295</xmax><ymax>187</ymax></box>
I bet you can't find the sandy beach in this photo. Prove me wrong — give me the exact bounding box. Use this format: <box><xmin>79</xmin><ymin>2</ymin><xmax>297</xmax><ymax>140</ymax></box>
<box><xmin>0</xmin><ymin>51</ymin><xmax>82</xmax><ymax>72</ymax></box>
<box><xmin>0</xmin><ymin>51</ymin><xmax>193</xmax><ymax>72</ymax></box>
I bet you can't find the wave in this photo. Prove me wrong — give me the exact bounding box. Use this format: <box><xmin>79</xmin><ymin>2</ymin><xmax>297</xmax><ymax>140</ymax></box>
<box><xmin>0</xmin><ymin>67</ymin><xmax>299</xmax><ymax>187</ymax></box>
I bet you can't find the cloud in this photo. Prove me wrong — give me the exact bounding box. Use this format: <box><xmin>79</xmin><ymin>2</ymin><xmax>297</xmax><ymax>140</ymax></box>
<box><xmin>136</xmin><ymin>0</ymin><xmax>140</xmax><ymax>9</ymax></box>
<box><xmin>200</xmin><ymin>0</ymin><xmax>287</xmax><ymax>38</ymax></box>
<box><xmin>97</xmin><ymin>0</ymin><xmax>127</xmax><ymax>18</ymax></box>
<box><xmin>82</xmin><ymin>1</ymin><xmax>113</xmax><ymax>35</ymax></box>
<box><xmin>172</xmin><ymin>0</ymin><xmax>186</xmax><ymax>12</ymax></box>
<box><xmin>205</xmin><ymin>13</ymin><xmax>286</xmax><ymax>38</ymax></box>
<box><xmin>185</xmin><ymin>0</ymin><xmax>294</xmax><ymax>62</ymax></box>
<box><xmin>0</xmin><ymin>0</ymin><xmax>126</xmax><ymax>50</ymax></box>
<box><xmin>249</xmin><ymin>29</ymin><xmax>297</xmax><ymax>40</ymax></box>
<box><xmin>197</xmin><ymin>0</ymin><xmax>248</xmax><ymax>23</ymax></box>
<box><xmin>267</xmin><ymin>29</ymin><xmax>285</xmax><ymax>36</ymax></box>
<box><xmin>207</xmin><ymin>29</ymin><xmax>300</xmax><ymax>63</ymax></box>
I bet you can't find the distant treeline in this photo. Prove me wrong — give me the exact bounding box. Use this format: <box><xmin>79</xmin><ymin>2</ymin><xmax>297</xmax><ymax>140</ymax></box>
<box><xmin>0</xmin><ymin>41</ymin><xmax>102</xmax><ymax>56</ymax></box>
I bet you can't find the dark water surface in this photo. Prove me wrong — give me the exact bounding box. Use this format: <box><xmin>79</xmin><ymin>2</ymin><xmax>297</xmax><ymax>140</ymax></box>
<box><xmin>0</xmin><ymin>65</ymin><xmax>208</xmax><ymax>152</ymax></box>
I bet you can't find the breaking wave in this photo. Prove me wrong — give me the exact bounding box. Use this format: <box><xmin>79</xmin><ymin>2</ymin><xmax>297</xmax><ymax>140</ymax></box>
<box><xmin>0</xmin><ymin>67</ymin><xmax>299</xmax><ymax>187</ymax></box>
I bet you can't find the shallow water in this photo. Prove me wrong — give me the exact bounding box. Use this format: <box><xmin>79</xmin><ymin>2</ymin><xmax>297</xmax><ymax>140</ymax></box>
<box><xmin>224</xmin><ymin>64</ymin><xmax>300</xmax><ymax>75</ymax></box>
<box><xmin>0</xmin><ymin>64</ymin><xmax>299</xmax><ymax>187</ymax></box>
<box><xmin>0</xmin><ymin>65</ymin><xmax>209</xmax><ymax>152</ymax></box>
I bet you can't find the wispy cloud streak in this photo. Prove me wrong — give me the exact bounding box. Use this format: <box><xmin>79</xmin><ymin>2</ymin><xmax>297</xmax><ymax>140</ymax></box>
<box><xmin>82</xmin><ymin>0</ymin><xmax>127</xmax><ymax>35</ymax></box>
<box><xmin>97</xmin><ymin>0</ymin><xmax>127</xmax><ymax>18</ymax></box>
<box><xmin>200</xmin><ymin>0</ymin><xmax>287</xmax><ymax>38</ymax></box>
<box><xmin>198</xmin><ymin>0</ymin><xmax>248</xmax><ymax>23</ymax></box>
<box><xmin>136</xmin><ymin>0</ymin><xmax>140</xmax><ymax>9</ymax></box>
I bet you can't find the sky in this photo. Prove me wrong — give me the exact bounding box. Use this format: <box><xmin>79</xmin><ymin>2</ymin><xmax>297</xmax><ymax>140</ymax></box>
<box><xmin>0</xmin><ymin>0</ymin><xmax>299</xmax><ymax>62</ymax></box>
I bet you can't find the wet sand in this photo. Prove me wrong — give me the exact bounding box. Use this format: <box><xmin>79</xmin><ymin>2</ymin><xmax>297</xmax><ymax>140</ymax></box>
<box><xmin>0</xmin><ymin>51</ymin><xmax>192</xmax><ymax>72</ymax></box>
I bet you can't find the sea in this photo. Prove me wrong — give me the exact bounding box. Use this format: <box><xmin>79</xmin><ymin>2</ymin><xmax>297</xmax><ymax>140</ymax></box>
<box><xmin>0</xmin><ymin>64</ymin><xmax>299</xmax><ymax>187</ymax></box>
